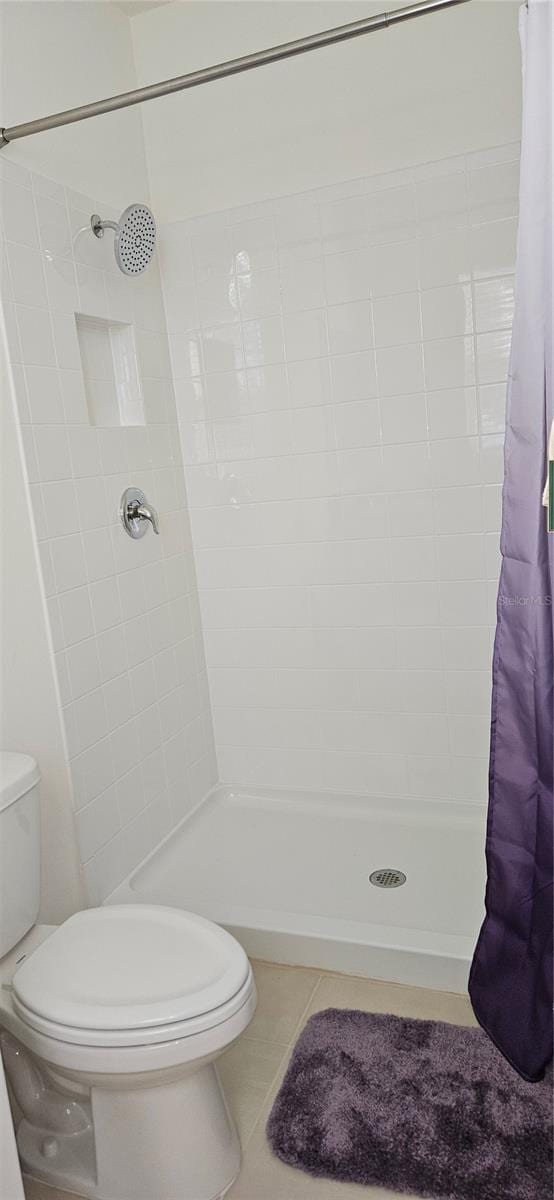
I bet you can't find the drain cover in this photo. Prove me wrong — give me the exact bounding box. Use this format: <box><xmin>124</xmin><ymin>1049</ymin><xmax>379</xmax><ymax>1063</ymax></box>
<box><xmin>369</xmin><ymin>868</ymin><xmax>406</xmax><ymax>889</ymax></box>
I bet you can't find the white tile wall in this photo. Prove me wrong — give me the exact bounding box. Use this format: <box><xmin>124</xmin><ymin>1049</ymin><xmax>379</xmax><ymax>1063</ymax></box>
<box><xmin>1</xmin><ymin>159</ymin><xmax>216</xmax><ymax>901</ymax></box>
<box><xmin>161</xmin><ymin>143</ymin><xmax>519</xmax><ymax>805</ymax></box>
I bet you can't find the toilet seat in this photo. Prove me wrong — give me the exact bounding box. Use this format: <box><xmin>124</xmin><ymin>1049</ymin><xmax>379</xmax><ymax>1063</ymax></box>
<box><xmin>12</xmin><ymin>969</ymin><xmax>255</xmax><ymax>1049</ymax></box>
<box><xmin>12</xmin><ymin>905</ymin><xmax>251</xmax><ymax>1048</ymax></box>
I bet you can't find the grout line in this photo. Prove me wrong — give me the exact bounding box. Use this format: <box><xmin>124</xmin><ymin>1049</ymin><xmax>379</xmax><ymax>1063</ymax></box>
<box><xmin>235</xmin><ymin>963</ymin><xmax>477</xmax><ymax>1148</ymax></box>
<box><xmin>242</xmin><ymin>1033</ymin><xmax>291</xmax><ymax>1050</ymax></box>
<box><xmin>241</xmin><ymin>973</ymin><xmax>323</xmax><ymax>1152</ymax></box>
<box><xmin>288</xmin><ymin>975</ymin><xmax>325</xmax><ymax>1046</ymax></box>
<box><xmin>306</xmin><ymin>962</ymin><xmax>475</xmax><ymax>1000</ymax></box>
<box><xmin>240</xmin><ymin>1042</ymin><xmax>292</xmax><ymax>1151</ymax></box>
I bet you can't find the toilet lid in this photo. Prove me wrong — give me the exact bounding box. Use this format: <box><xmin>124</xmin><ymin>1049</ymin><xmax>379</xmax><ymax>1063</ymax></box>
<box><xmin>12</xmin><ymin>906</ymin><xmax>250</xmax><ymax>1034</ymax></box>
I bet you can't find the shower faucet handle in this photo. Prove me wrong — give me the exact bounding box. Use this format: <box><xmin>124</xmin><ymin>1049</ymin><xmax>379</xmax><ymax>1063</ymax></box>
<box><xmin>120</xmin><ymin>487</ymin><xmax>159</xmax><ymax>539</ymax></box>
<box><xmin>135</xmin><ymin>500</ymin><xmax>159</xmax><ymax>535</ymax></box>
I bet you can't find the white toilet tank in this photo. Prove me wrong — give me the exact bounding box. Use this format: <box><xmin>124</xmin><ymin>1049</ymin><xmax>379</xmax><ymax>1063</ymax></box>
<box><xmin>0</xmin><ymin>753</ymin><xmax>41</xmax><ymax>958</ymax></box>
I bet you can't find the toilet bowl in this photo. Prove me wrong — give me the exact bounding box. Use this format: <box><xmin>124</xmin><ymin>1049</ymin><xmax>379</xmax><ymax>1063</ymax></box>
<box><xmin>0</xmin><ymin>755</ymin><xmax>256</xmax><ymax>1200</ymax></box>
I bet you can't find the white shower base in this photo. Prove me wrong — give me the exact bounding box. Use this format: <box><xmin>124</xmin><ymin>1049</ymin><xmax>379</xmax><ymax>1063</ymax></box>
<box><xmin>108</xmin><ymin>787</ymin><xmax>487</xmax><ymax>994</ymax></box>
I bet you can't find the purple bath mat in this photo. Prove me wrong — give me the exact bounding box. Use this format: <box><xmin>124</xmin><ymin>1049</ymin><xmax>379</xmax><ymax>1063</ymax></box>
<box><xmin>267</xmin><ymin>1009</ymin><xmax>552</xmax><ymax>1200</ymax></box>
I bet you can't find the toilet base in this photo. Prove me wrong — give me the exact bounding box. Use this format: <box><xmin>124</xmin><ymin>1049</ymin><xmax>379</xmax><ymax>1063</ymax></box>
<box><xmin>17</xmin><ymin>1062</ymin><xmax>241</xmax><ymax>1200</ymax></box>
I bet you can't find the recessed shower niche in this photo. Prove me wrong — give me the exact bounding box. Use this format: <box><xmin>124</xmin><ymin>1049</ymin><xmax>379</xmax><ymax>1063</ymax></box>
<box><xmin>75</xmin><ymin>313</ymin><xmax>145</xmax><ymax>427</ymax></box>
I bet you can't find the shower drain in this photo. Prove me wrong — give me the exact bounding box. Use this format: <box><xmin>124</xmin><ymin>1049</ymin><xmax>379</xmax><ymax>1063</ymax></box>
<box><xmin>369</xmin><ymin>868</ymin><xmax>407</xmax><ymax>889</ymax></box>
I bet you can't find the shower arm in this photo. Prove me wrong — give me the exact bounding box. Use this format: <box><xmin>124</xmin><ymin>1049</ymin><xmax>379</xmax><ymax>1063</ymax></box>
<box><xmin>0</xmin><ymin>0</ymin><xmax>471</xmax><ymax>149</ymax></box>
<box><xmin>90</xmin><ymin>215</ymin><xmax>119</xmax><ymax>239</ymax></box>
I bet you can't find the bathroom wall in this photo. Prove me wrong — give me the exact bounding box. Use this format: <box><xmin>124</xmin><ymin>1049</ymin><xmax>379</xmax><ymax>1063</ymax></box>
<box><xmin>0</xmin><ymin>0</ymin><xmax>522</xmax><ymax>914</ymax></box>
<box><xmin>0</xmin><ymin>1</ymin><xmax>216</xmax><ymax>904</ymax></box>
<box><xmin>131</xmin><ymin>0</ymin><xmax>521</xmax><ymax>222</ymax></box>
<box><xmin>159</xmin><ymin>143</ymin><xmax>517</xmax><ymax>802</ymax></box>
<box><xmin>1</xmin><ymin>319</ymin><xmax>84</xmax><ymax>923</ymax></box>
<box><xmin>132</xmin><ymin>0</ymin><xmax>521</xmax><ymax>804</ymax></box>
<box><xmin>0</xmin><ymin>1</ymin><xmax>150</xmax><ymax>206</ymax></box>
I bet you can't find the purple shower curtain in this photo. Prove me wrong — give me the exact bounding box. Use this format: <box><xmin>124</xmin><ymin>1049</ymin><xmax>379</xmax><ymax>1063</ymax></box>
<box><xmin>468</xmin><ymin>0</ymin><xmax>553</xmax><ymax>1082</ymax></box>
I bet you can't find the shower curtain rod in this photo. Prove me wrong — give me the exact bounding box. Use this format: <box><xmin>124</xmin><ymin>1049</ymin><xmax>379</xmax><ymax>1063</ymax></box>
<box><xmin>0</xmin><ymin>0</ymin><xmax>471</xmax><ymax>149</ymax></box>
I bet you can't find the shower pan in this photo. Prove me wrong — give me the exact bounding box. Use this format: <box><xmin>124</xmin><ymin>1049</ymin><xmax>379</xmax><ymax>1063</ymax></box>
<box><xmin>109</xmin><ymin>786</ymin><xmax>487</xmax><ymax>992</ymax></box>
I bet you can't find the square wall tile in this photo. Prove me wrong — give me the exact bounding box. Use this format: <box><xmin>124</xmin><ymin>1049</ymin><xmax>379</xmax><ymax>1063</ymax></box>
<box><xmin>42</xmin><ymin>480</ymin><xmax>80</xmax><ymax>538</ymax></box>
<box><xmin>365</xmin><ymin>186</ymin><xmax>416</xmax><ymax>244</ymax></box>
<box><xmin>380</xmin><ymin>392</ymin><xmax>427</xmax><ymax>444</ymax></box>
<box><xmin>377</xmin><ymin>344</ymin><xmax>424</xmax><ymax>396</ymax></box>
<box><xmin>479</xmin><ymin>383</ymin><xmax>507</xmax><ymax>435</ymax></box>
<box><xmin>470</xmin><ymin>219</ymin><xmax>517</xmax><ymax>279</ymax></box>
<box><xmin>283</xmin><ymin>309</ymin><xmax>327</xmax><ymax>361</ymax></box>
<box><xmin>473</xmin><ymin>277</ymin><xmax>515</xmax><ymax>332</ymax></box>
<box><xmin>476</xmin><ymin>330</ymin><xmax>512</xmax><ymax>384</ymax></box>
<box><xmin>373</xmin><ymin>292</ymin><xmax>421</xmax><ymax>347</ymax></box>
<box><xmin>16</xmin><ymin>305</ymin><xmax>56</xmax><ymax>366</ymax></box>
<box><xmin>415</xmin><ymin>174</ymin><xmax>468</xmax><ymax>234</ymax></box>
<box><xmin>320</xmin><ymin>196</ymin><xmax>367</xmax><ymax>254</ymax></box>
<box><xmin>468</xmin><ymin>161</ymin><xmax>519</xmax><ymax>224</ymax></box>
<box><xmin>333</xmin><ymin>399</ymin><xmax>380</xmax><ymax>450</ymax></box>
<box><xmin>35</xmin><ymin>194</ymin><xmax>71</xmax><ymax>257</ymax></box>
<box><xmin>424</xmin><ymin>336</ymin><xmax>475</xmax><ymax>391</ymax></box>
<box><xmin>427</xmin><ymin>387</ymin><xmax>478</xmax><ymax>439</ymax></box>
<box><xmin>419</xmin><ymin>228</ymin><xmax>471</xmax><ymax>290</ymax></box>
<box><xmin>331</xmin><ymin>351</ymin><xmax>378</xmax><ymax>403</ymax></box>
<box><xmin>324</xmin><ymin>250</ymin><xmax>370</xmax><ymax>305</ymax></box>
<box><xmin>66</xmin><ymin>637</ymin><xmax>102</xmax><ymax>700</ymax></box>
<box><xmin>50</xmin><ymin>533</ymin><xmax>88</xmax><ymax>593</ymax></box>
<box><xmin>1</xmin><ymin>179</ymin><xmax>39</xmax><ymax>245</ymax></box>
<box><xmin>370</xmin><ymin>240</ymin><xmax>419</xmax><ymax>296</ymax></box>
<box><xmin>6</xmin><ymin>243</ymin><xmax>47</xmax><ymax>308</ymax></box>
<box><xmin>421</xmin><ymin>284</ymin><xmax>473</xmax><ymax>340</ymax></box>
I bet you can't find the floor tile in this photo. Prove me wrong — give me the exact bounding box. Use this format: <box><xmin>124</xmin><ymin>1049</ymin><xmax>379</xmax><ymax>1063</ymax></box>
<box><xmin>246</xmin><ymin>961</ymin><xmax>321</xmax><ymax>1046</ymax></box>
<box><xmin>228</xmin><ymin>1071</ymin><xmax>412</xmax><ymax>1200</ymax></box>
<box><xmin>230</xmin><ymin>972</ymin><xmax>477</xmax><ymax>1198</ymax></box>
<box><xmin>303</xmin><ymin>973</ymin><xmax>477</xmax><ymax>1027</ymax></box>
<box><xmin>218</xmin><ymin>1036</ymin><xmax>289</xmax><ymax>1144</ymax></box>
<box><xmin>24</xmin><ymin>1179</ymin><xmax>83</xmax><ymax>1200</ymax></box>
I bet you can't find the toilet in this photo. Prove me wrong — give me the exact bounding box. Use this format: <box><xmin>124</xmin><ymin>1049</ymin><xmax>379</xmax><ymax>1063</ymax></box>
<box><xmin>0</xmin><ymin>753</ymin><xmax>257</xmax><ymax>1200</ymax></box>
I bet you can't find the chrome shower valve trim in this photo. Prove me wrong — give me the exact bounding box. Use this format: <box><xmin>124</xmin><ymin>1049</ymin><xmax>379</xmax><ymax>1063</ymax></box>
<box><xmin>120</xmin><ymin>487</ymin><xmax>159</xmax><ymax>539</ymax></box>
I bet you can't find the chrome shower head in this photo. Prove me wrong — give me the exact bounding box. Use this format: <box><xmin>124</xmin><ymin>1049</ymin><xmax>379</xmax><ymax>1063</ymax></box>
<box><xmin>91</xmin><ymin>203</ymin><xmax>156</xmax><ymax>275</ymax></box>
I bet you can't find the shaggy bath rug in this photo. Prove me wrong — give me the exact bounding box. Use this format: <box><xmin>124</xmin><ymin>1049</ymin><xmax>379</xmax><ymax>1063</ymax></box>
<box><xmin>267</xmin><ymin>1009</ymin><xmax>553</xmax><ymax>1200</ymax></box>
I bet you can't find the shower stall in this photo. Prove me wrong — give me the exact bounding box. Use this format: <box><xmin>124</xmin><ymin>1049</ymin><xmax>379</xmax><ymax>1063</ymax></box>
<box><xmin>0</xmin><ymin>0</ymin><xmax>521</xmax><ymax>992</ymax></box>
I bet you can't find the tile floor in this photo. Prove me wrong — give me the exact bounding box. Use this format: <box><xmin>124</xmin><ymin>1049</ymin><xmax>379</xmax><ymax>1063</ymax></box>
<box><xmin>22</xmin><ymin>961</ymin><xmax>477</xmax><ymax>1200</ymax></box>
